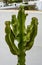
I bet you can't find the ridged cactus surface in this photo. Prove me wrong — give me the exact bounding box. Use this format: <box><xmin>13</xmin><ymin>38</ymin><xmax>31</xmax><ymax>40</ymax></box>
<box><xmin>5</xmin><ymin>6</ymin><xmax>38</xmax><ymax>65</ymax></box>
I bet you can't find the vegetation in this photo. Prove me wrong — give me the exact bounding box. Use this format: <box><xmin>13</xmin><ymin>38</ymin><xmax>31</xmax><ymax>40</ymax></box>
<box><xmin>3</xmin><ymin>0</ymin><xmax>8</xmax><ymax>5</ymax></box>
<box><xmin>3</xmin><ymin>0</ymin><xmax>22</xmax><ymax>4</ymax></box>
<box><xmin>24</xmin><ymin>5</ymin><xmax>36</xmax><ymax>10</ymax></box>
<box><xmin>5</xmin><ymin>6</ymin><xmax>38</xmax><ymax>65</ymax></box>
<box><xmin>8</xmin><ymin>0</ymin><xmax>22</xmax><ymax>3</ymax></box>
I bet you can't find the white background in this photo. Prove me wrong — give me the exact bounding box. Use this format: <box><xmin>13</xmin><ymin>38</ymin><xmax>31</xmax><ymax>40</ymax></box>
<box><xmin>0</xmin><ymin>10</ymin><xmax>42</xmax><ymax>65</ymax></box>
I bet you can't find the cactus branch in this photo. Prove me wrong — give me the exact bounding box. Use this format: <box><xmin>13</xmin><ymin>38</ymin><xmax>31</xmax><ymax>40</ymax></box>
<box><xmin>5</xmin><ymin>21</ymin><xmax>19</xmax><ymax>55</ymax></box>
<box><xmin>25</xmin><ymin>17</ymin><xmax>38</xmax><ymax>51</ymax></box>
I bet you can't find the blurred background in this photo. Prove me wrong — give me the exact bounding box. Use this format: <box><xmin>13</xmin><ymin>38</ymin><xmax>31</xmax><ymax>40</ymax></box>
<box><xmin>0</xmin><ymin>0</ymin><xmax>42</xmax><ymax>10</ymax></box>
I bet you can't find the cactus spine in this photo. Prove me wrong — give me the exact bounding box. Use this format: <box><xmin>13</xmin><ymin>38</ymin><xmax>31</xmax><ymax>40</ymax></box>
<box><xmin>5</xmin><ymin>6</ymin><xmax>38</xmax><ymax>65</ymax></box>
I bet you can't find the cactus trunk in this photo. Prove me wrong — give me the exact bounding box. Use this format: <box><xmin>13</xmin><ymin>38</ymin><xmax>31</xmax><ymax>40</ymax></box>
<box><xmin>17</xmin><ymin>51</ymin><xmax>26</xmax><ymax>65</ymax></box>
<box><xmin>17</xmin><ymin>7</ymin><xmax>26</xmax><ymax>65</ymax></box>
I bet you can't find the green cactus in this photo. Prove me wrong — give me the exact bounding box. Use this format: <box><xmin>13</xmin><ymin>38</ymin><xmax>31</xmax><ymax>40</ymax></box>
<box><xmin>5</xmin><ymin>6</ymin><xmax>38</xmax><ymax>65</ymax></box>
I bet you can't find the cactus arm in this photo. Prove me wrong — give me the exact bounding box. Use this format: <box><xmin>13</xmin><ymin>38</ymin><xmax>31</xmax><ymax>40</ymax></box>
<box><xmin>11</xmin><ymin>15</ymin><xmax>19</xmax><ymax>37</ymax></box>
<box><xmin>9</xmin><ymin>31</ymin><xmax>19</xmax><ymax>55</ymax></box>
<box><xmin>5</xmin><ymin>34</ymin><xmax>17</xmax><ymax>55</ymax></box>
<box><xmin>25</xmin><ymin>17</ymin><xmax>38</xmax><ymax>50</ymax></box>
<box><xmin>5</xmin><ymin>21</ymin><xmax>19</xmax><ymax>55</ymax></box>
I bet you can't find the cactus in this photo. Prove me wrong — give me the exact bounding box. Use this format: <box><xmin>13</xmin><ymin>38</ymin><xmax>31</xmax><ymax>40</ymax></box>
<box><xmin>5</xmin><ymin>6</ymin><xmax>38</xmax><ymax>65</ymax></box>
